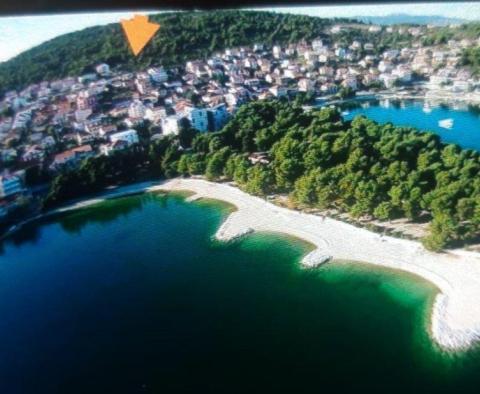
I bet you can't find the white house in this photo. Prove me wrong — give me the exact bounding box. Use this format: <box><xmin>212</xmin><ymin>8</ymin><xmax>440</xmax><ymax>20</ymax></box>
<box><xmin>145</xmin><ymin>107</ymin><xmax>167</xmax><ymax>124</ymax></box>
<box><xmin>95</xmin><ymin>63</ymin><xmax>110</xmax><ymax>76</ymax></box>
<box><xmin>312</xmin><ymin>38</ymin><xmax>323</xmax><ymax>51</ymax></box>
<box><xmin>429</xmin><ymin>75</ymin><xmax>449</xmax><ymax>86</ymax></box>
<box><xmin>452</xmin><ymin>80</ymin><xmax>473</xmax><ymax>92</ymax></box>
<box><xmin>162</xmin><ymin>115</ymin><xmax>182</xmax><ymax>135</ymax></box>
<box><xmin>383</xmin><ymin>49</ymin><xmax>400</xmax><ymax>60</ymax></box>
<box><xmin>12</xmin><ymin>110</ymin><xmax>32</xmax><ymax>130</ymax></box>
<box><xmin>392</xmin><ymin>67</ymin><xmax>412</xmax><ymax>83</ymax></box>
<box><xmin>128</xmin><ymin>100</ymin><xmax>146</xmax><ymax>119</ymax></box>
<box><xmin>135</xmin><ymin>73</ymin><xmax>152</xmax><ymax>94</ymax></box>
<box><xmin>78</xmin><ymin>73</ymin><xmax>97</xmax><ymax>84</ymax></box>
<box><xmin>342</xmin><ymin>75</ymin><xmax>358</xmax><ymax>90</ymax></box>
<box><xmin>109</xmin><ymin>129</ymin><xmax>139</xmax><ymax>145</ymax></box>
<box><xmin>100</xmin><ymin>140</ymin><xmax>129</xmax><ymax>156</ymax></box>
<box><xmin>76</xmin><ymin>90</ymin><xmax>96</xmax><ymax>110</ymax></box>
<box><xmin>298</xmin><ymin>78</ymin><xmax>315</xmax><ymax>92</ymax></box>
<box><xmin>380</xmin><ymin>74</ymin><xmax>398</xmax><ymax>89</ymax></box>
<box><xmin>74</xmin><ymin>108</ymin><xmax>92</xmax><ymax>123</ymax></box>
<box><xmin>378</xmin><ymin>61</ymin><xmax>393</xmax><ymax>73</ymax></box>
<box><xmin>269</xmin><ymin>86</ymin><xmax>288</xmax><ymax>98</ymax></box>
<box><xmin>273</xmin><ymin>46</ymin><xmax>283</xmax><ymax>59</ymax></box>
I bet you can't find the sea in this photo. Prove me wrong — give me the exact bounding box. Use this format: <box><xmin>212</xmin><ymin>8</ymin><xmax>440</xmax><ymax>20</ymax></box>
<box><xmin>2</xmin><ymin>192</ymin><xmax>480</xmax><ymax>393</ymax></box>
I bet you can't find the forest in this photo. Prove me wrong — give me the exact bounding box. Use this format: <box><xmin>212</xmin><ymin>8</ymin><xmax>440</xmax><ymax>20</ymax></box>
<box><xmin>461</xmin><ymin>46</ymin><xmax>480</xmax><ymax>75</ymax></box>
<box><xmin>45</xmin><ymin>99</ymin><xmax>480</xmax><ymax>252</ymax></box>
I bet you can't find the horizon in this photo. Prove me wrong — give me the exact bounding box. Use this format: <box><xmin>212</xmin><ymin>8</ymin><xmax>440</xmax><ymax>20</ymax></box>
<box><xmin>0</xmin><ymin>4</ymin><xmax>479</xmax><ymax>63</ymax></box>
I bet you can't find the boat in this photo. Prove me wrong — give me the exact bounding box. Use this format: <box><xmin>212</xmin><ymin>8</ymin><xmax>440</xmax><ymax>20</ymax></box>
<box><xmin>422</xmin><ymin>104</ymin><xmax>432</xmax><ymax>113</ymax></box>
<box><xmin>361</xmin><ymin>102</ymin><xmax>370</xmax><ymax>109</ymax></box>
<box><xmin>380</xmin><ymin>99</ymin><xmax>390</xmax><ymax>108</ymax></box>
<box><xmin>341</xmin><ymin>110</ymin><xmax>350</xmax><ymax>116</ymax></box>
<box><xmin>438</xmin><ymin>118</ymin><xmax>454</xmax><ymax>129</ymax></box>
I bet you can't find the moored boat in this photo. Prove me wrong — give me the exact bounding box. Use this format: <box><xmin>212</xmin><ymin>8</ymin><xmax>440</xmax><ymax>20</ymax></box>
<box><xmin>438</xmin><ymin>118</ymin><xmax>454</xmax><ymax>129</ymax></box>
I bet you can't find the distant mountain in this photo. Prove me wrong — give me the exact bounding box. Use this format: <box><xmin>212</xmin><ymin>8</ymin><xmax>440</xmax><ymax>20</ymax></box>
<box><xmin>354</xmin><ymin>13</ymin><xmax>466</xmax><ymax>26</ymax></box>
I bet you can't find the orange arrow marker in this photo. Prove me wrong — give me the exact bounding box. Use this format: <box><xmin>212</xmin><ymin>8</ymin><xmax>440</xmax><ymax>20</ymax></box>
<box><xmin>121</xmin><ymin>14</ymin><xmax>160</xmax><ymax>56</ymax></box>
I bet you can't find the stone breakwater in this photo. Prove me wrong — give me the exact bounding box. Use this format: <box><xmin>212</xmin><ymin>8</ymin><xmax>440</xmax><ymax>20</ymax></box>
<box><xmin>157</xmin><ymin>178</ymin><xmax>480</xmax><ymax>351</ymax></box>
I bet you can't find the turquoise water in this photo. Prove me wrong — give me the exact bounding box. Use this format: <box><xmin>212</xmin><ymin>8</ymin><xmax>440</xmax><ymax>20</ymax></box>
<box><xmin>1</xmin><ymin>193</ymin><xmax>480</xmax><ymax>393</ymax></box>
<box><xmin>342</xmin><ymin>99</ymin><xmax>480</xmax><ymax>151</ymax></box>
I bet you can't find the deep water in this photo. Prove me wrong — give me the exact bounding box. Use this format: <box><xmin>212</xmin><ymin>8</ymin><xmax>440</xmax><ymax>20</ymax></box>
<box><xmin>1</xmin><ymin>192</ymin><xmax>480</xmax><ymax>394</ymax></box>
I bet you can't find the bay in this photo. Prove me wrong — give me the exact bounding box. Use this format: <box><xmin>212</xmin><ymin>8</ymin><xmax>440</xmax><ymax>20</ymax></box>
<box><xmin>1</xmin><ymin>192</ymin><xmax>479</xmax><ymax>393</ymax></box>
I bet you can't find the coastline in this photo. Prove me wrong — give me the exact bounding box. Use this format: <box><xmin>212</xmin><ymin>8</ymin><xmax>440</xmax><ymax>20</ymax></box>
<box><xmin>158</xmin><ymin>178</ymin><xmax>480</xmax><ymax>351</ymax></box>
<box><xmin>317</xmin><ymin>88</ymin><xmax>480</xmax><ymax>108</ymax></box>
<box><xmin>4</xmin><ymin>177</ymin><xmax>480</xmax><ymax>351</ymax></box>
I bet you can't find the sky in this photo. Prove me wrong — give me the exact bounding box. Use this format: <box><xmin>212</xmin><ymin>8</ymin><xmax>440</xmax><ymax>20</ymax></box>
<box><xmin>0</xmin><ymin>11</ymin><xmax>157</xmax><ymax>62</ymax></box>
<box><xmin>0</xmin><ymin>3</ymin><xmax>480</xmax><ymax>63</ymax></box>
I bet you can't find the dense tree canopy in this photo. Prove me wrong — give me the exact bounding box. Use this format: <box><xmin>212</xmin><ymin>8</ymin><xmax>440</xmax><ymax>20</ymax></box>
<box><xmin>45</xmin><ymin>99</ymin><xmax>480</xmax><ymax>251</ymax></box>
<box><xmin>176</xmin><ymin>100</ymin><xmax>480</xmax><ymax>251</ymax></box>
<box><xmin>461</xmin><ymin>46</ymin><xmax>480</xmax><ymax>75</ymax></box>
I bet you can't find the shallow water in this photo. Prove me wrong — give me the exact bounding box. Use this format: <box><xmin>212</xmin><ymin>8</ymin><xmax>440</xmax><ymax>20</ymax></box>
<box><xmin>1</xmin><ymin>193</ymin><xmax>479</xmax><ymax>393</ymax></box>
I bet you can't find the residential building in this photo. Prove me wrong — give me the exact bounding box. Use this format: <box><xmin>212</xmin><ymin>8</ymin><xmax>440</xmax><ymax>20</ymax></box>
<box><xmin>109</xmin><ymin>129</ymin><xmax>139</xmax><ymax>145</ymax></box>
<box><xmin>148</xmin><ymin>67</ymin><xmax>168</xmax><ymax>83</ymax></box>
<box><xmin>208</xmin><ymin>104</ymin><xmax>230</xmax><ymax>131</ymax></box>
<box><xmin>50</xmin><ymin>145</ymin><xmax>94</xmax><ymax>170</ymax></box>
<box><xmin>0</xmin><ymin>174</ymin><xmax>23</xmax><ymax>199</ymax></box>
<box><xmin>162</xmin><ymin>115</ymin><xmax>182</xmax><ymax>135</ymax></box>
<box><xmin>128</xmin><ymin>100</ymin><xmax>146</xmax><ymax>119</ymax></box>
<box><xmin>182</xmin><ymin>107</ymin><xmax>209</xmax><ymax>132</ymax></box>
<box><xmin>298</xmin><ymin>78</ymin><xmax>315</xmax><ymax>92</ymax></box>
<box><xmin>76</xmin><ymin>90</ymin><xmax>97</xmax><ymax>110</ymax></box>
<box><xmin>95</xmin><ymin>63</ymin><xmax>110</xmax><ymax>76</ymax></box>
<box><xmin>100</xmin><ymin>140</ymin><xmax>129</xmax><ymax>156</ymax></box>
<box><xmin>145</xmin><ymin>106</ymin><xmax>167</xmax><ymax>124</ymax></box>
<box><xmin>135</xmin><ymin>73</ymin><xmax>153</xmax><ymax>94</ymax></box>
<box><xmin>269</xmin><ymin>86</ymin><xmax>288</xmax><ymax>97</ymax></box>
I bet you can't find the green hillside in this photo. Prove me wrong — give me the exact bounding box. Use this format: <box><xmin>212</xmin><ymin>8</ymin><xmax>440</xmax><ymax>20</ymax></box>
<box><xmin>0</xmin><ymin>11</ymin><xmax>348</xmax><ymax>93</ymax></box>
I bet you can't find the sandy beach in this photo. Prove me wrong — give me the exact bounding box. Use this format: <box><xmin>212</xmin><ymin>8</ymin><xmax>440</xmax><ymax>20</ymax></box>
<box><xmin>157</xmin><ymin>178</ymin><xmax>480</xmax><ymax>351</ymax></box>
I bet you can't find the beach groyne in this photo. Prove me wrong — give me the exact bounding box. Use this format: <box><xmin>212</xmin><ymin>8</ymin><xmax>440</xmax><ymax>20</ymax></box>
<box><xmin>160</xmin><ymin>178</ymin><xmax>480</xmax><ymax>351</ymax></box>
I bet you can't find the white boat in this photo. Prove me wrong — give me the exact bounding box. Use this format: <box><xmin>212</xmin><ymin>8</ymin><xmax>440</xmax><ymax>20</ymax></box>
<box><xmin>341</xmin><ymin>110</ymin><xmax>350</xmax><ymax>116</ymax></box>
<box><xmin>438</xmin><ymin>118</ymin><xmax>454</xmax><ymax>129</ymax></box>
<box><xmin>422</xmin><ymin>104</ymin><xmax>432</xmax><ymax>113</ymax></box>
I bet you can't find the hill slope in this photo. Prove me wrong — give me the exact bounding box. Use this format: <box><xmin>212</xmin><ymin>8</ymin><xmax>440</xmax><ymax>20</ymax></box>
<box><xmin>0</xmin><ymin>11</ymin><xmax>345</xmax><ymax>93</ymax></box>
